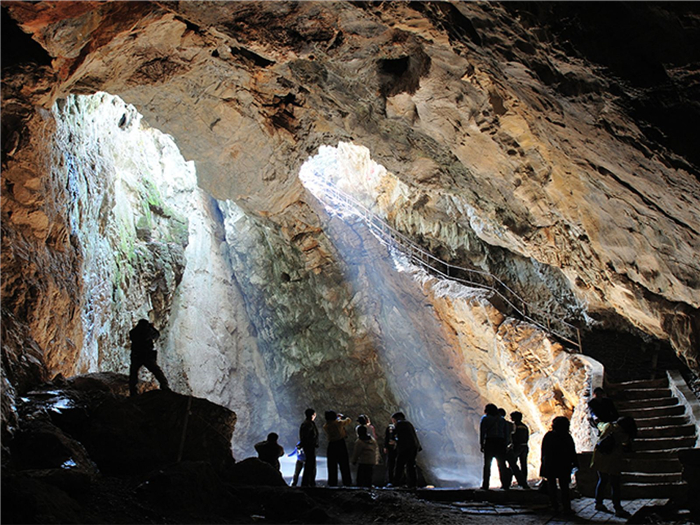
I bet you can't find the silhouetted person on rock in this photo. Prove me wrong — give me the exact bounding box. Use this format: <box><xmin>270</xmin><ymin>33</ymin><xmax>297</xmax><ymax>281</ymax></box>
<box><xmin>323</xmin><ymin>410</ymin><xmax>353</xmax><ymax>486</ymax></box>
<box><xmin>540</xmin><ymin>416</ymin><xmax>578</xmax><ymax>515</ymax></box>
<box><xmin>480</xmin><ymin>403</ymin><xmax>509</xmax><ymax>490</ymax></box>
<box><xmin>128</xmin><ymin>319</ymin><xmax>170</xmax><ymax>396</ymax></box>
<box><xmin>255</xmin><ymin>432</ymin><xmax>284</xmax><ymax>471</ymax></box>
<box><xmin>392</xmin><ymin>411</ymin><xmax>421</xmax><ymax>488</ymax></box>
<box><xmin>588</xmin><ymin>387</ymin><xmax>618</xmax><ymax>429</ymax></box>
<box><xmin>299</xmin><ymin>408</ymin><xmax>319</xmax><ymax>487</ymax></box>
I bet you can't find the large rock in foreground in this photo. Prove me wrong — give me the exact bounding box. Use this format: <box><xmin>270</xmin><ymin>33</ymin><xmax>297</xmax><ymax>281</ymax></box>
<box><xmin>9</xmin><ymin>372</ymin><xmax>237</xmax><ymax>476</ymax></box>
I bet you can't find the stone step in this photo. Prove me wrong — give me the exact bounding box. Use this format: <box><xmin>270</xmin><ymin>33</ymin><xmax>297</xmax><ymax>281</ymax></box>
<box><xmin>621</xmin><ymin>471</ymin><xmax>683</xmax><ymax>484</ymax></box>
<box><xmin>625</xmin><ymin>449</ymin><xmax>683</xmax><ymax>461</ymax></box>
<box><xmin>622</xmin><ymin>456</ymin><xmax>681</xmax><ymax>473</ymax></box>
<box><xmin>607</xmin><ymin>377</ymin><xmax>669</xmax><ymax>390</ymax></box>
<box><xmin>619</xmin><ymin>403</ymin><xmax>686</xmax><ymax>419</ymax></box>
<box><xmin>612</xmin><ymin>388</ymin><xmax>673</xmax><ymax>401</ymax></box>
<box><xmin>616</xmin><ymin>481</ymin><xmax>688</xmax><ymax>500</ymax></box>
<box><xmin>632</xmin><ymin>435</ymin><xmax>698</xmax><ymax>451</ymax></box>
<box><xmin>635</xmin><ymin>414</ymin><xmax>689</xmax><ymax>428</ymax></box>
<box><xmin>637</xmin><ymin>423</ymin><xmax>697</xmax><ymax>438</ymax></box>
<box><xmin>616</xmin><ymin>397</ymin><xmax>679</xmax><ymax>410</ymax></box>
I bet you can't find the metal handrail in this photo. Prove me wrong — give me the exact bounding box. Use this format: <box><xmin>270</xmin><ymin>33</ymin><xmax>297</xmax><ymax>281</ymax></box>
<box><xmin>307</xmin><ymin>176</ymin><xmax>582</xmax><ymax>352</ymax></box>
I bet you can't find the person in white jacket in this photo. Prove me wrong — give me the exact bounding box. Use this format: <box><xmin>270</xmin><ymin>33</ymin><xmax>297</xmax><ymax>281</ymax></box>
<box><xmin>351</xmin><ymin>425</ymin><xmax>380</xmax><ymax>487</ymax></box>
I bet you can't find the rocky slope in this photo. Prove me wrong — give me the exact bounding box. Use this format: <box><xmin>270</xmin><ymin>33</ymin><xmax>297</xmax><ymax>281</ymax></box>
<box><xmin>2</xmin><ymin>0</ymin><xmax>699</xmax><ymax>487</ymax></box>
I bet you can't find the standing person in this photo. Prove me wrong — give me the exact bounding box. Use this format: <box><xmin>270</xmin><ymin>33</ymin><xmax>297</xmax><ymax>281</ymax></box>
<box><xmin>540</xmin><ymin>416</ymin><xmax>579</xmax><ymax>515</ymax></box>
<box><xmin>591</xmin><ymin>416</ymin><xmax>637</xmax><ymax>518</ymax></box>
<box><xmin>356</xmin><ymin>414</ymin><xmax>377</xmax><ymax>440</ymax></box>
<box><xmin>480</xmin><ymin>404</ymin><xmax>509</xmax><ymax>490</ymax></box>
<box><xmin>383</xmin><ymin>420</ymin><xmax>398</xmax><ymax>486</ymax></box>
<box><xmin>392</xmin><ymin>412</ymin><xmax>421</xmax><ymax>488</ymax></box>
<box><xmin>288</xmin><ymin>442</ymin><xmax>305</xmax><ymax>487</ymax></box>
<box><xmin>588</xmin><ymin>387</ymin><xmax>619</xmax><ymax>429</ymax></box>
<box><xmin>323</xmin><ymin>410</ymin><xmax>353</xmax><ymax>486</ymax></box>
<box><xmin>351</xmin><ymin>425</ymin><xmax>380</xmax><ymax>487</ymax></box>
<box><xmin>511</xmin><ymin>411</ymin><xmax>530</xmax><ymax>486</ymax></box>
<box><xmin>128</xmin><ymin>319</ymin><xmax>170</xmax><ymax>396</ymax></box>
<box><xmin>254</xmin><ymin>432</ymin><xmax>284</xmax><ymax>471</ymax></box>
<box><xmin>299</xmin><ymin>408</ymin><xmax>319</xmax><ymax>487</ymax></box>
<box><xmin>500</xmin><ymin>408</ymin><xmax>528</xmax><ymax>489</ymax></box>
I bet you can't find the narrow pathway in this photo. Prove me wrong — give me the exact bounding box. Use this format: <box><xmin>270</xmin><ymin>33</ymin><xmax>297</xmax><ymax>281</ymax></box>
<box><xmin>307</xmin><ymin>177</ymin><xmax>582</xmax><ymax>351</ymax></box>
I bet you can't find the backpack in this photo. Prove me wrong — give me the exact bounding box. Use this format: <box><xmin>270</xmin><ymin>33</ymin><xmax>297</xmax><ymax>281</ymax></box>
<box><xmin>596</xmin><ymin>433</ymin><xmax>616</xmax><ymax>454</ymax></box>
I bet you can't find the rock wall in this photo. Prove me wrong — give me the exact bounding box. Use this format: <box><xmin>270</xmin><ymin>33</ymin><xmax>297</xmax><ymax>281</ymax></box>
<box><xmin>2</xmin><ymin>0</ymin><xmax>699</xmax><ymax>483</ymax></box>
<box><xmin>12</xmin><ymin>0</ymin><xmax>691</xmax><ymax>369</ymax></box>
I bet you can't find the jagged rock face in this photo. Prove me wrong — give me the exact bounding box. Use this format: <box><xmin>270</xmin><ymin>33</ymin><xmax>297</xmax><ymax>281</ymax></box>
<box><xmin>9</xmin><ymin>0</ymin><xmax>695</xmax><ymax>361</ymax></box>
<box><xmin>2</xmin><ymin>0</ymin><xmax>699</xmax><ymax>484</ymax></box>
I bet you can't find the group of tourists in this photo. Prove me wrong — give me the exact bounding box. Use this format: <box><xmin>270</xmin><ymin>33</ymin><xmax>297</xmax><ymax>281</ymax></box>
<box><xmin>478</xmin><ymin>388</ymin><xmax>637</xmax><ymax>518</ymax></box>
<box><xmin>253</xmin><ymin>409</ymin><xmax>422</xmax><ymax>488</ymax></box>
<box><xmin>251</xmin><ymin>388</ymin><xmax>638</xmax><ymax>518</ymax></box>
<box><xmin>291</xmin><ymin>409</ymin><xmax>421</xmax><ymax>488</ymax></box>
<box><xmin>480</xmin><ymin>405</ymin><xmax>531</xmax><ymax>491</ymax></box>
<box><xmin>128</xmin><ymin>320</ymin><xmax>639</xmax><ymax>516</ymax></box>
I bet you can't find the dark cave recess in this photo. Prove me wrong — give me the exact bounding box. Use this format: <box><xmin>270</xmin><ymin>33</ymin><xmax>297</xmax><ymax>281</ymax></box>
<box><xmin>581</xmin><ymin>327</ymin><xmax>686</xmax><ymax>384</ymax></box>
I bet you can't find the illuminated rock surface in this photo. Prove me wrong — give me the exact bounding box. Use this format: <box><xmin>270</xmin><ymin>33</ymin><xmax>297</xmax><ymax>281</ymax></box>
<box><xmin>2</xmin><ymin>2</ymin><xmax>699</xmax><ymax>516</ymax></box>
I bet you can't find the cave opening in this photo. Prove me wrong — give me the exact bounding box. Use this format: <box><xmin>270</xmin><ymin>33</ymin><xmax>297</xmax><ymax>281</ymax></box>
<box><xmin>297</xmin><ymin>143</ymin><xmax>602</xmax><ymax>487</ymax></box>
<box><xmin>44</xmin><ymin>91</ymin><xmax>600</xmax><ymax>489</ymax></box>
<box><xmin>3</xmin><ymin>3</ymin><xmax>700</xmax><ymax>521</ymax></box>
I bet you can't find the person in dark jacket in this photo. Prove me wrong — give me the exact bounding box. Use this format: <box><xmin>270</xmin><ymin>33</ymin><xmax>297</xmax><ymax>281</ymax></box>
<box><xmin>588</xmin><ymin>388</ymin><xmax>618</xmax><ymax>428</ymax></box>
<box><xmin>510</xmin><ymin>411</ymin><xmax>530</xmax><ymax>486</ymax></box>
<box><xmin>392</xmin><ymin>411</ymin><xmax>421</xmax><ymax>488</ymax></box>
<box><xmin>299</xmin><ymin>408</ymin><xmax>319</xmax><ymax>487</ymax></box>
<box><xmin>128</xmin><ymin>319</ymin><xmax>170</xmax><ymax>396</ymax></box>
<box><xmin>503</xmin><ymin>409</ymin><xmax>529</xmax><ymax>489</ymax></box>
<box><xmin>255</xmin><ymin>432</ymin><xmax>284</xmax><ymax>470</ymax></box>
<box><xmin>383</xmin><ymin>420</ymin><xmax>398</xmax><ymax>486</ymax></box>
<box><xmin>480</xmin><ymin>403</ymin><xmax>509</xmax><ymax>490</ymax></box>
<box><xmin>540</xmin><ymin>416</ymin><xmax>579</xmax><ymax>515</ymax></box>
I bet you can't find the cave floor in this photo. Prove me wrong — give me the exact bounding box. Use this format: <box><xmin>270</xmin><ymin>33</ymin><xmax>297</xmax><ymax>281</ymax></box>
<box><xmin>305</xmin><ymin>488</ymin><xmax>678</xmax><ymax>525</ymax></box>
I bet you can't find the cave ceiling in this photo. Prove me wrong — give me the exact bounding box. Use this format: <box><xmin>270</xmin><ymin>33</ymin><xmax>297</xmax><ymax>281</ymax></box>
<box><xmin>2</xmin><ymin>2</ymin><xmax>699</xmax><ymax>396</ymax></box>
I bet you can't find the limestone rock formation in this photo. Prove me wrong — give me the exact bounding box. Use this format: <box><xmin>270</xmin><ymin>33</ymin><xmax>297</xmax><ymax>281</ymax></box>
<box><xmin>2</xmin><ymin>0</ymin><xmax>699</xmax><ymax>488</ymax></box>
